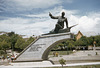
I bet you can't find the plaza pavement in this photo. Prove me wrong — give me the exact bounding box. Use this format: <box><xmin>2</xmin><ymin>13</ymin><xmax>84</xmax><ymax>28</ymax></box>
<box><xmin>0</xmin><ymin>50</ymin><xmax>100</xmax><ymax>67</ymax></box>
<box><xmin>0</xmin><ymin>61</ymin><xmax>100</xmax><ymax>68</ymax></box>
<box><xmin>49</xmin><ymin>50</ymin><xmax>100</xmax><ymax>64</ymax></box>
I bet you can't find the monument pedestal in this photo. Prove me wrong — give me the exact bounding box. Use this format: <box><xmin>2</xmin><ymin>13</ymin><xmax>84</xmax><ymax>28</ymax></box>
<box><xmin>15</xmin><ymin>32</ymin><xmax>74</xmax><ymax>62</ymax></box>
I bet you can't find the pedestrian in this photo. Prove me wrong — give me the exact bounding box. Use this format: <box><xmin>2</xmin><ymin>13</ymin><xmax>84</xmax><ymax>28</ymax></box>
<box><xmin>2</xmin><ymin>55</ymin><xmax>5</xmax><ymax>61</ymax></box>
<box><xmin>7</xmin><ymin>56</ymin><xmax>10</xmax><ymax>63</ymax></box>
<box><xmin>55</xmin><ymin>52</ymin><xmax>58</xmax><ymax>57</ymax></box>
<box><xmin>11</xmin><ymin>54</ymin><xmax>15</xmax><ymax>62</ymax></box>
<box><xmin>53</xmin><ymin>52</ymin><xmax>55</xmax><ymax>57</ymax></box>
<box><xmin>7</xmin><ymin>56</ymin><xmax>9</xmax><ymax>59</ymax></box>
<box><xmin>11</xmin><ymin>55</ymin><xmax>13</xmax><ymax>62</ymax></box>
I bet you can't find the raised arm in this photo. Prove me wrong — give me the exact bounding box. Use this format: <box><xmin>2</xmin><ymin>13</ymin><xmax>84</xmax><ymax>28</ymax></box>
<box><xmin>65</xmin><ymin>18</ymin><xmax>68</xmax><ymax>28</ymax></box>
<box><xmin>49</xmin><ymin>12</ymin><xmax>58</xmax><ymax>19</ymax></box>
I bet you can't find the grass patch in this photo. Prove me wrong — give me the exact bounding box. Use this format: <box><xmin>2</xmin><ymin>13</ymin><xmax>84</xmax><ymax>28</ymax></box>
<box><xmin>49</xmin><ymin>51</ymin><xmax>73</xmax><ymax>55</ymax></box>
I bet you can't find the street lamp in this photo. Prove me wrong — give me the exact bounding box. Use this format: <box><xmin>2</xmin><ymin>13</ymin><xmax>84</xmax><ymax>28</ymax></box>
<box><xmin>93</xmin><ymin>41</ymin><xmax>96</xmax><ymax>51</ymax></box>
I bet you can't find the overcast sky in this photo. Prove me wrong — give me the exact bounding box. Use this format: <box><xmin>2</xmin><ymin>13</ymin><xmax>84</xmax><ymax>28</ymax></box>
<box><xmin>0</xmin><ymin>0</ymin><xmax>100</xmax><ymax>37</ymax></box>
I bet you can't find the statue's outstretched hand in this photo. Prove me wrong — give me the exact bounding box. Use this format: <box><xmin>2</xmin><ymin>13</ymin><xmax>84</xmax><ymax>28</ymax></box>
<box><xmin>49</xmin><ymin>12</ymin><xmax>52</xmax><ymax>16</ymax></box>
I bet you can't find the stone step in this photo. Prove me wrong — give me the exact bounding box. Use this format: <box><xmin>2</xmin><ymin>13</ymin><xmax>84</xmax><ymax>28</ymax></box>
<box><xmin>11</xmin><ymin>61</ymin><xmax>53</xmax><ymax>66</ymax></box>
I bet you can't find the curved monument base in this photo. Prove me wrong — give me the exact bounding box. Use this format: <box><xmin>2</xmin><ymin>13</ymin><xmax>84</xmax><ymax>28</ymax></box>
<box><xmin>15</xmin><ymin>32</ymin><xmax>74</xmax><ymax>62</ymax></box>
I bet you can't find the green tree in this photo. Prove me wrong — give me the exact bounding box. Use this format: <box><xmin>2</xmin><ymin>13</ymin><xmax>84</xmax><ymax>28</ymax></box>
<box><xmin>87</xmin><ymin>36</ymin><xmax>94</xmax><ymax>45</ymax></box>
<box><xmin>80</xmin><ymin>36</ymin><xmax>88</xmax><ymax>46</ymax></box>
<box><xmin>0</xmin><ymin>31</ymin><xmax>36</xmax><ymax>53</ymax></box>
<box><xmin>19</xmin><ymin>42</ymin><xmax>29</xmax><ymax>50</ymax></box>
<box><xmin>19</xmin><ymin>36</ymin><xmax>34</xmax><ymax>50</ymax></box>
<box><xmin>59</xmin><ymin>43</ymin><xmax>64</xmax><ymax>50</ymax></box>
<box><xmin>0</xmin><ymin>34</ymin><xmax>10</xmax><ymax>42</ymax></box>
<box><xmin>27</xmin><ymin>36</ymin><xmax>34</xmax><ymax>43</ymax></box>
<box><xmin>0</xmin><ymin>40</ymin><xmax>10</xmax><ymax>54</ymax></box>
<box><xmin>7</xmin><ymin>31</ymin><xmax>15</xmax><ymax>37</ymax></box>
<box><xmin>15</xmin><ymin>37</ymin><xmax>25</xmax><ymax>49</ymax></box>
<box><xmin>75</xmin><ymin>39</ymin><xmax>84</xmax><ymax>46</ymax></box>
<box><xmin>9</xmin><ymin>34</ymin><xmax>19</xmax><ymax>50</ymax></box>
<box><xmin>59</xmin><ymin>58</ymin><xmax>66</xmax><ymax>68</ymax></box>
<box><xmin>65</xmin><ymin>40</ymin><xmax>75</xmax><ymax>50</ymax></box>
<box><xmin>74</xmin><ymin>39</ymin><xmax>84</xmax><ymax>50</ymax></box>
<box><xmin>94</xmin><ymin>35</ymin><xmax>100</xmax><ymax>46</ymax></box>
<box><xmin>68</xmin><ymin>43</ymin><xmax>74</xmax><ymax>50</ymax></box>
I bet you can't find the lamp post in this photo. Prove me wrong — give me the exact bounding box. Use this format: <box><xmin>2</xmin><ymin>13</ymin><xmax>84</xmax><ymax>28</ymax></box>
<box><xmin>93</xmin><ymin>41</ymin><xmax>96</xmax><ymax>51</ymax></box>
<box><xmin>11</xmin><ymin>42</ymin><xmax>14</xmax><ymax>56</ymax></box>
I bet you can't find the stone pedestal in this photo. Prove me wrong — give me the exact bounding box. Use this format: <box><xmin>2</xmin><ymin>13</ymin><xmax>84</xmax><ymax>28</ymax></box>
<box><xmin>15</xmin><ymin>32</ymin><xmax>73</xmax><ymax>62</ymax></box>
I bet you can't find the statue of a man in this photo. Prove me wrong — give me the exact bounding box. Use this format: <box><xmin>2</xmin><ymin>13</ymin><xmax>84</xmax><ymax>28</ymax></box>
<box><xmin>49</xmin><ymin>12</ymin><xmax>68</xmax><ymax>33</ymax></box>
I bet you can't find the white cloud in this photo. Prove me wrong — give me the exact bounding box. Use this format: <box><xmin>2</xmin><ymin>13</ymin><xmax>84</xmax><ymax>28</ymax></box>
<box><xmin>13</xmin><ymin>0</ymin><xmax>61</xmax><ymax>8</ymax></box>
<box><xmin>0</xmin><ymin>15</ymin><xmax>55</xmax><ymax>36</ymax></box>
<box><xmin>69</xmin><ymin>13</ymin><xmax>100</xmax><ymax>35</ymax></box>
<box><xmin>0</xmin><ymin>6</ymin><xmax>100</xmax><ymax>37</ymax></box>
<box><xmin>0</xmin><ymin>0</ymin><xmax>74</xmax><ymax>12</ymax></box>
<box><xmin>0</xmin><ymin>0</ymin><xmax>62</xmax><ymax>12</ymax></box>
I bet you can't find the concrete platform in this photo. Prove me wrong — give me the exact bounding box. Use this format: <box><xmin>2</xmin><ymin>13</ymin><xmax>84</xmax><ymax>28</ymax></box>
<box><xmin>16</xmin><ymin>32</ymin><xmax>73</xmax><ymax>61</ymax></box>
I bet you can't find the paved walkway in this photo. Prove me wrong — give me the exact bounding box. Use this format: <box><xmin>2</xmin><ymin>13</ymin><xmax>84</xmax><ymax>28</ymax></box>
<box><xmin>49</xmin><ymin>50</ymin><xmax>100</xmax><ymax>64</ymax></box>
<box><xmin>0</xmin><ymin>59</ymin><xmax>9</xmax><ymax>66</ymax></box>
<box><xmin>0</xmin><ymin>62</ymin><xmax>100</xmax><ymax>68</ymax></box>
<box><xmin>0</xmin><ymin>50</ymin><xmax>100</xmax><ymax>68</ymax></box>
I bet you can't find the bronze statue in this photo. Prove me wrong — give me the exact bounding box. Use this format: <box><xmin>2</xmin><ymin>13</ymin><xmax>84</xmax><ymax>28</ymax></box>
<box><xmin>49</xmin><ymin>12</ymin><xmax>68</xmax><ymax>33</ymax></box>
<box><xmin>43</xmin><ymin>12</ymin><xmax>78</xmax><ymax>35</ymax></box>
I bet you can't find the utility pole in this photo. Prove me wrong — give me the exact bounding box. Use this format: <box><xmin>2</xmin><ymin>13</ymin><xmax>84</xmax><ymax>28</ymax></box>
<box><xmin>93</xmin><ymin>41</ymin><xmax>96</xmax><ymax>51</ymax></box>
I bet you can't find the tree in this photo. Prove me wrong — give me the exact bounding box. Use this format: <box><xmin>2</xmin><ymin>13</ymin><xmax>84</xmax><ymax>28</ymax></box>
<box><xmin>74</xmin><ymin>39</ymin><xmax>84</xmax><ymax>50</ymax></box>
<box><xmin>80</xmin><ymin>36</ymin><xmax>88</xmax><ymax>46</ymax></box>
<box><xmin>0</xmin><ymin>50</ymin><xmax>4</xmax><ymax>55</ymax></box>
<box><xmin>68</xmin><ymin>43</ymin><xmax>74</xmax><ymax>50</ymax></box>
<box><xmin>87</xmin><ymin>36</ymin><xmax>94</xmax><ymax>45</ymax></box>
<box><xmin>0</xmin><ymin>34</ymin><xmax>10</xmax><ymax>42</ymax></box>
<box><xmin>7</xmin><ymin>31</ymin><xmax>15</xmax><ymax>37</ymax></box>
<box><xmin>9</xmin><ymin>34</ymin><xmax>19</xmax><ymax>50</ymax></box>
<box><xmin>59</xmin><ymin>58</ymin><xmax>66</xmax><ymax>68</ymax></box>
<box><xmin>94</xmin><ymin>35</ymin><xmax>100</xmax><ymax>46</ymax></box>
<box><xmin>59</xmin><ymin>43</ymin><xmax>64</xmax><ymax>50</ymax></box>
<box><xmin>18</xmin><ymin>36</ymin><xmax>34</xmax><ymax>50</ymax></box>
<box><xmin>0</xmin><ymin>40</ymin><xmax>10</xmax><ymax>54</ymax></box>
<box><xmin>27</xmin><ymin>36</ymin><xmax>34</xmax><ymax>43</ymax></box>
<box><xmin>75</xmin><ymin>39</ymin><xmax>84</xmax><ymax>46</ymax></box>
<box><xmin>15</xmin><ymin>37</ymin><xmax>25</xmax><ymax>49</ymax></box>
<box><xmin>19</xmin><ymin>42</ymin><xmax>29</xmax><ymax>50</ymax></box>
<box><xmin>65</xmin><ymin>40</ymin><xmax>75</xmax><ymax>50</ymax></box>
<box><xmin>0</xmin><ymin>31</ymin><xmax>36</xmax><ymax>53</ymax></box>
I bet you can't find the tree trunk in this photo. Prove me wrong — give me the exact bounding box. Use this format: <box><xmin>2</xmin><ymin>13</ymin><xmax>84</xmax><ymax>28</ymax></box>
<box><xmin>4</xmin><ymin>49</ymin><xmax>7</xmax><ymax>54</ymax></box>
<box><xmin>62</xmin><ymin>64</ymin><xmax>63</xmax><ymax>68</ymax></box>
